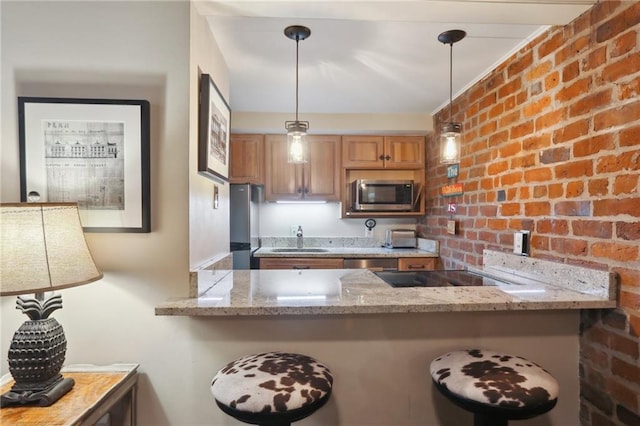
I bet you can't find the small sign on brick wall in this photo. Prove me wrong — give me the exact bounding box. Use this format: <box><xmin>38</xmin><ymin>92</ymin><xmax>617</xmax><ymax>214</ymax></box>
<box><xmin>441</xmin><ymin>183</ymin><xmax>463</xmax><ymax>197</ymax></box>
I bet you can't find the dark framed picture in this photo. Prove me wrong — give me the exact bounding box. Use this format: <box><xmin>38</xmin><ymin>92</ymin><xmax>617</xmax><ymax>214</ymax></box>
<box><xmin>18</xmin><ymin>97</ymin><xmax>151</xmax><ymax>233</ymax></box>
<box><xmin>198</xmin><ymin>73</ymin><xmax>231</xmax><ymax>183</ymax></box>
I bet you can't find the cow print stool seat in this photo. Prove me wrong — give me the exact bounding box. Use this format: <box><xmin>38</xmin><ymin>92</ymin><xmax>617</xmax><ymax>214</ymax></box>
<box><xmin>211</xmin><ymin>352</ymin><xmax>333</xmax><ymax>426</ymax></box>
<box><xmin>430</xmin><ymin>349</ymin><xmax>559</xmax><ymax>426</ymax></box>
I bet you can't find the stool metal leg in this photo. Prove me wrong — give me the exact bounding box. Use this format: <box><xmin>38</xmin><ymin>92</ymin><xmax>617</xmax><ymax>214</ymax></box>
<box><xmin>474</xmin><ymin>413</ymin><xmax>508</xmax><ymax>426</ymax></box>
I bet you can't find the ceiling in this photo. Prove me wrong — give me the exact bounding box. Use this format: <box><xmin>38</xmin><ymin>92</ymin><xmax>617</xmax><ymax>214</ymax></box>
<box><xmin>199</xmin><ymin>1</ymin><xmax>595</xmax><ymax>116</ymax></box>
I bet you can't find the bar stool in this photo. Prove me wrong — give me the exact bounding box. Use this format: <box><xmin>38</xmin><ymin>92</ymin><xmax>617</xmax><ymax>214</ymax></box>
<box><xmin>430</xmin><ymin>349</ymin><xmax>559</xmax><ymax>426</ymax></box>
<box><xmin>211</xmin><ymin>352</ymin><xmax>333</xmax><ymax>426</ymax></box>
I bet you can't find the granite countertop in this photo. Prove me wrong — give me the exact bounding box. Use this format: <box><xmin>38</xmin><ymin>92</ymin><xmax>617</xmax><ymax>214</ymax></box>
<box><xmin>155</xmin><ymin>251</ymin><xmax>617</xmax><ymax>316</ymax></box>
<box><xmin>253</xmin><ymin>246</ymin><xmax>437</xmax><ymax>258</ymax></box>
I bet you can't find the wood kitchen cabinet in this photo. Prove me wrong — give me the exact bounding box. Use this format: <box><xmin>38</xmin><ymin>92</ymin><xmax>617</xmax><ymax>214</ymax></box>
<box><xmin>259</xmin><ymin>257</ymin><xmax>344</xmax><ymax>269</ymax></box>
<box><xmin>264</xmin><ymin>134</ymin><xmax>341</xmax><ymax>202</ymax></box>
<box><xmin>398</xmin><ymin>257</ymin><xmax>436</xmax><ymax>271</ymax></box>
<box><xmin>342</xmin><ymin>135</ymin><xmax>425</xmax><ymax>169</ymax></box>
<box><xmin>229</xmin><ymin>134</ymin><xmax>264</xmax><ymax>184</ymax></box>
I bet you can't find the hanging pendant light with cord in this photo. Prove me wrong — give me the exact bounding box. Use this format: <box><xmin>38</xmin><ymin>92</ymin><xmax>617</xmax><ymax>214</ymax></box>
<box><xmin>438</xmin><ymin>29</ymin><xmax>466</xmax><ymax>164</ymax></box>
<box><xmin>284</xmin><ymin>25</ymin><xmax>311</xmax><ymax>164</ymax></box>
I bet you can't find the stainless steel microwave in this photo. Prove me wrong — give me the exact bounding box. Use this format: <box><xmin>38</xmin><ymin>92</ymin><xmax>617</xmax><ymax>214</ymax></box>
<box><xmin>351</xmin><ymin>179</ymin><xmax>414</xmax><ymax>211</ymax></box>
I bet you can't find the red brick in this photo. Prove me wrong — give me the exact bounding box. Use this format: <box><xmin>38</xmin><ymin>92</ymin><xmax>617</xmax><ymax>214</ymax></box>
<box><xmin>535</xmin><ymin>109</ymin><xmax>565</xmax><ymax>131</ymax></box>
<box><xmin>511</xmin><ymin>154</ymin><xmax>536</xmax><ymax>169</ymax></box>
<box><xmin>573</xmin><ymin>220</ymin><xmax>613</xmax><ymax>238</ymax></box>
<box><xmin>499</xmin><ymin>141</ymin><xmax>521</xmax><ymax>158</ymax></box>
<box><xmin>606</xmin><ymin>378</ymin><xmax>639</xmax><ymax>414</ymax></box>
<box><xmin>611</xmin><ymin>29</ymin><xmax>637</xmax><ymax>57</ymax></box>
<box><xmin>551</xmin><ymin>237</ymin><xmax>588</xmax><ymax>256</ymax></box>
<box><xmin>499</xmin><ymin>111</ymin><xmax>520</xmax><ymax>127</ymax></box>
<box><xmin>533</xmin><ymin>185</ymin><xmax>547</xmax><ymax>198</ymax></box>
<box><xmin>617</xmin><ymin>222</ymin><xmax>640</xmax><ymax>241</ymax></box>
<box><xmin>500</xmin><ymin>203</ymin><xmax>521</xmax><ymax>216</ymax></box>
<box><xmin>553</xmin><ymin>119</ymin><xmax>590</xmax><ymax>143</ymax></box>
<box><xmin>526</xmin><ymin>61</ymin><xmax>553</xmax><ymax>82</ymax></box>
<box><xmin>582</xmin><ymin>344</ymin><xmax>610</xmax><ymax>370</ymax></box>
<box><xmin>592</xmin><ymin>241</ymin><xmax>639</xmax><ymax>262</ymax></box>
<box><xmin>611</xmin><ymin>355</ymin><xmax>640</xmax><ymax>383</ymax></box>
<box><xmin>601</xmin><ymin>54</ymin><xmax>640</xmax><ymax>83</ymax></box>
<box><xmin>487</xmin><ymin>161</ymin><xmax>509</xmax><ymax>176</ymax></box>
<box><xmin>562</xmin><ymin>60</ymin><xmax>580</xmax><ymax>83</ymax></box>
<box><xmin>524</xmin><ymin>96</ymin><xmax>552</xmax><ymax>118</ymax></box>
<box><xmin>487</xmin><ymin>218</ymin><xmax>507</xmax><ymax>230</ymax></box>
<box><xmin>555</xmin><ymin>35</ymin><xmax>591</xmax><ymax>65</ymax></box>
<box><xmin>593</xmin><ymin>198</ymin><xmax>640</xmax><ymax>217</ymax></box>
<box><xmin>485</xmin><ymin>72</ymin><xmax>505</xmax><ymax>92</ymax></box>
<box><xmin>555</xmin><ymin>159</ymin><xmax>594</xmax><ymax>179</ymax></box>
<box><xmin>545</xmin><ymin>71</ymin><xmax>560</xmax><ymax>91</ymax></box>
<box><xmin>488</xmin><ymin>130</ymin><xmax>509</xmax><ymax>146</ymax></box>
<box><xmin>620</xmin><ymin>125</ymin><xmax>640</xmax><ymax>147</ymax></box>
<box><xmin>537</xmin><ymin>219</ymin><xmax>569</xmax><ymax>235</ymax></box>
<box><xmin>479</xmin><ymin>120</ymin><xmax>497</xmax><ymax>136</ymax></box>
<box><xmin>569</xmin><ymin>89</ymin><xmax>613</xmax><ymax>117</ymax></box>
<box><xmin>594</xmin><ymin>101</ymin><xmax>640</xmax><ymax>131</ymax></box>
<box><xmin>614</xmin><ymin>175</ymin><xmax>639</xmax><ymax>194</ymax></box>
<box><xmin>619</xmin><ymin>77</ymin><xmax>640</xmax><ymax>101</ymax></box>
<box><xmin>538</xmin><ymin>31</ymin><xmax>565</xmax><ymax>58</ymax></box>
<box><xmin>500</xmin><ymin>171</ymin><xmax>522</xmax><ymax>186</ymax></box>
<box><xmin>488</xmin><ymin>103</ymin><xmax>504</xmax><ymax>119</ymax></box>
<box><xmin>524</xmin><ymin>167</ymin><xmax>553</xmax><ymax>183</ymax></box>
<box><xmin>582</xmin><ymin>46</ymin><xmax>608</xmax><ymax>72</ymax></box>
<box><xmin>524</xmin><ymin>201</ymin><xmax>550</xmax><ymax>216</ymax></box>
<box><xmin>549</xmin><ymin>183</ymin><xmax>564</xmax><ymax>199</ymax></box>
<box><xmin>610</xmin><ymin>333</ymin><xmax>639</xmax><ymax>359</ymax></box>
<box><xmin>510</xmin><ymin>121</ymin><xmax>534</xmax><ymax>139</ymax></box>
<box><xmin>555</xmin><ymin>201</ymin><xmax>591</xmax><ymax>216</ymax></box>
<box><xmin>498</xmin><ymin>79</ymin><xmax>522</xmax><ymax>99</ymax></box>
<box><xmin>596</xmin><ymin>152</ymin><xmax>640</xmax><ymax>173</ymax></box>
<box><xmin>566</xmin><ymin>181</ymin><xmax>585</xmax><ymax>198</ymax></box>
<box><xmin>540</xmin><ymin>147</ymin><xmax>570</xmax><ymax>164</ymax></box>
<box><xmin>573</xmin><ymin>134</ymin><xmax>615</xmax><ymax>157</ymax></box>
<box><xmin>620</xmin><ymin>290</ymin><xmax>640</xmax><ymax>311</ymax></box>
<box><xmin>507</xmin><ymin>51</ymin><xmax>534</xmax><ymax>79</ymax></box>
<box><xmin>556</xmin><ymin>77</ymin><xmax>592</xmax><ymax>102</ymax></box>
<box><xmin>596</xmin><ymin>1</ymin><xmax>640</xmax><ymax>43</ymax></box>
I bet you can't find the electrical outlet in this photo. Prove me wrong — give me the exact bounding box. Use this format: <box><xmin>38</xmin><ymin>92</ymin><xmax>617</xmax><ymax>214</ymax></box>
<box><xmin>513</xmin><ymin>231</ymin><xmax>530</xmax><ymax>256</ymax></box>
<box><xmin>290</xmin><ymin>225</ymin><xmax>298</xmax><ymax>236</ymax></box>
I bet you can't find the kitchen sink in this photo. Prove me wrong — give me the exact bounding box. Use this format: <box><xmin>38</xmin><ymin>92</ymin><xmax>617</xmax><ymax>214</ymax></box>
<box><xmin>271</xmin><ymin>248</ymin><xmax>329</xmax><ymax>253</ymax></box>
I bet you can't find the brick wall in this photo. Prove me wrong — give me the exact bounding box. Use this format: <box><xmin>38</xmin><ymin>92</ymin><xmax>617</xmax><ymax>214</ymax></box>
<box><xmin>418</xmin><ymin>1</ymin><xmax>640</xmax><ymax>424</ymax></box>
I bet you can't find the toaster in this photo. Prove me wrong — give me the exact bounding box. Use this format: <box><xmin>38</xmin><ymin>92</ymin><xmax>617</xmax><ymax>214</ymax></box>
<box><xmin>384</xmin><ymin>229</ymin><xmax>417</xmax><ymax>248</ymax></box>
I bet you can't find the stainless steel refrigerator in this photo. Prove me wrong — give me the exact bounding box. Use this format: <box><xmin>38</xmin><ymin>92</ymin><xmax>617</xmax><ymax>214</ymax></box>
<box><xmin>230</xmin><ymin>184</ymin><xmax>262</xmax><ymax>269</ymax></box>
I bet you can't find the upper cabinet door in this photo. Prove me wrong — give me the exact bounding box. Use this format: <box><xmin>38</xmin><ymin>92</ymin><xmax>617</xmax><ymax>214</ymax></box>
<box><xmin>229</xmin><ymin>134</ymin><xmax>264</xmax><ymax>184</ymax></box>
<box><xmin>304</xmin><ymin>135</ymin><xmax>341</xmax><ymax>202</ymax></box>
<box><xmin>341</xmin><ymin>136</ymin><xmax>385</xmax><ymax>168</ymax></box>
<box><xmin>382</xmin><ymin>136</ymin><xmax>425</xmax><ymax>169</ymax></box>
<box><xmin>342</xmin><ymin>135</ymin><xmax>425</xmax><ymax>169</ymax></box>
<box><xmin>264</xmin><ymin>135</ymin><xmax>302</xmax><ymax>201</ymax></box>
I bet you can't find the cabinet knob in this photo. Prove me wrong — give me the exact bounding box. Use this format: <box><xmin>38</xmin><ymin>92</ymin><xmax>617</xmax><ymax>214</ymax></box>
<box><xmin>385</xmin><ymin>155</ymin><xmax>391</xmax><ymax>160</ymax></box>
<box><xmin>297</xmin><ymin>187</ymin><xmax>303</xmax><ymax>194</ymax></box>
<box><xmin>379</xmin><ymin>155</ymin><xmax>385</xmax><ymax>160</ymax></box>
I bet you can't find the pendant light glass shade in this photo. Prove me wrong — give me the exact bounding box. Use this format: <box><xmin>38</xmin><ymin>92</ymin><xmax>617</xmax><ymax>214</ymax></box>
<box><xmin>284</xmin><ymin>25</ymin><xmax>311</xmax><ymax>164</ymax></box>
<box><xmin>439</xmin><ymin>122</ymin><xmax>462</xmax><ymax>164</ymax></box>
<box><xmin>438</xmin><ymin>29</ymin><xmax>466</xmax><ymax>164</ymax></box>
<box><xmin>286</xmin><ymin>120</ymin><xmax>309</xmax><ymax>163</ymax></box>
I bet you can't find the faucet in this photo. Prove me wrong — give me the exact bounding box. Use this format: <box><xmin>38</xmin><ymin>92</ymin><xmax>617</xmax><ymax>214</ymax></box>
<box><xmin>296</xmin><ymin>225</ymin><xmax>303</xmax><ymax>248</ymax></box>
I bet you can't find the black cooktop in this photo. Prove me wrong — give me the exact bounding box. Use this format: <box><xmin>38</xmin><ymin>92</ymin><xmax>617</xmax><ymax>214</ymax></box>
<box><xmin>374</xmin><ymin>270</ymin><xmax>488</xmax><ymax>288</ymax></box>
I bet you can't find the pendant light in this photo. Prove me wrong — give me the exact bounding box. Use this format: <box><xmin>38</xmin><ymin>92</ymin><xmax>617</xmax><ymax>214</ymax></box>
<box><xmin>284</xmin><ymin>25</ymin><xmax>311</xmax><ymax>163</ymax></box>
<box><xmin>438</xmin><ymin>29</ymin><xmax>466</xmax><ymax>164</ymax></box>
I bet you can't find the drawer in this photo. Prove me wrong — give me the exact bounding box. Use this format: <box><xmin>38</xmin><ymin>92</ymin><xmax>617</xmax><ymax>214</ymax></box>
<box><xmin>259</xmin><ymin>258</ymin><xmax>344</xmax><ymax>270</ymax></box>
<box><xmin>398</xmin><ymin>257</ymin><xmax>436</xmax><ymax>271</ymax></box>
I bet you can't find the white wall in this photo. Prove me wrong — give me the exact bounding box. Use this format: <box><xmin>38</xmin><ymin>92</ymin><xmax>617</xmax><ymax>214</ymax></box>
<box><xmin>189</xmin><ymin>0</ymin><xmax>231</xmax><ymax>270</ymax></box>
<box><xmin>0</xmin><ymin>1</ymin><xmax>195</xmax><ymax>424</ymax></box>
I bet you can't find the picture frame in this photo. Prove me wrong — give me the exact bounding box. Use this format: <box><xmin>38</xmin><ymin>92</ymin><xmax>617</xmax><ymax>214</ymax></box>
<box><xmin>18</xmin><ymin>97</ymin><xmax>151</xmax><ymax>233</ymax></box>
<box><xmin>198</xmin><ymin>73</ymin><xmax>231</xmax><ymax>183</ymax></box>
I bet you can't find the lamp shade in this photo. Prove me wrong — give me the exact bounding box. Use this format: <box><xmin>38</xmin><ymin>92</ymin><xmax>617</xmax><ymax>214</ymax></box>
<box><xmin>0</xmin><ymin>203</ymin><xmax>103</xmax><ymax>296</ymax></box>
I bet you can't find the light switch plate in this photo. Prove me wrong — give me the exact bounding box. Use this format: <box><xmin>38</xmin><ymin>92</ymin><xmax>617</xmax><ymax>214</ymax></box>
<box><xmin>447</xmin><ymin>220</ymin><xmax>456</xmax><ymax>235</ymax></box>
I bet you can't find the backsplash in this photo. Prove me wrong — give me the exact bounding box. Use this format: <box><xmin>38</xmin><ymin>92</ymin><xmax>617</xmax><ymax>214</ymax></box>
<box><xmin>260</xmin><ymin>237</ymin><xmax>439</xmax><ymax>253</ymax></box>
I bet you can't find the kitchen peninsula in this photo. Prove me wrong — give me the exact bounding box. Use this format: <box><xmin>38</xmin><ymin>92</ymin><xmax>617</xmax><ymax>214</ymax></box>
<box><xmin>156</xmin><ymin>250</ymin><xmax>615</xmax><ymax>425</ymax></box>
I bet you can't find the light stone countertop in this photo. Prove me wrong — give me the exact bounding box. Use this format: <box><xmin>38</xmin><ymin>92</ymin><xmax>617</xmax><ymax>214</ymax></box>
<box><xmin>253</xmin><ymin>247</ymin><xmax>437</xmax><ymax>258</ymax></box>
<box><xmin>155</xmin><ymin>266</ymin><xmax>617</xmax><ymax>317</ymax></box>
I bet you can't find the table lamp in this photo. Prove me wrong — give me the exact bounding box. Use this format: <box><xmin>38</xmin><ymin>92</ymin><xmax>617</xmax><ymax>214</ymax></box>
<box><xmin>0</xmin><ymin>202</ymin><xmax>103</xmax><ymax>407</ymax></box>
